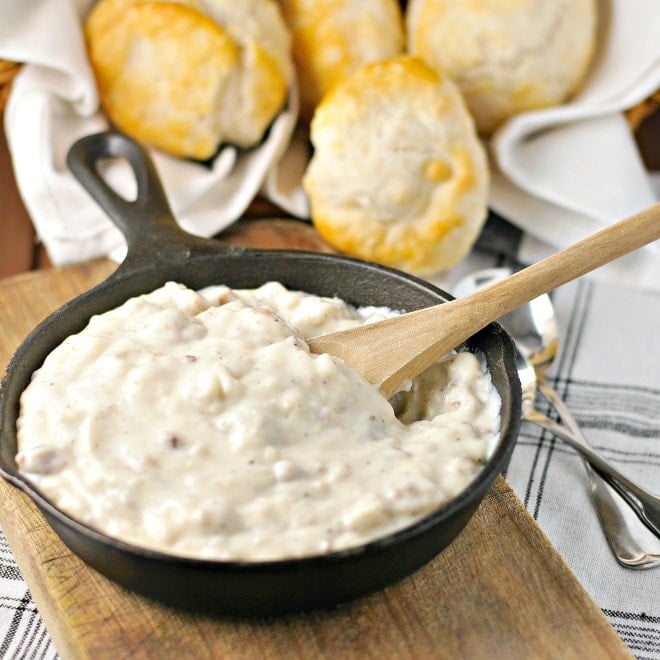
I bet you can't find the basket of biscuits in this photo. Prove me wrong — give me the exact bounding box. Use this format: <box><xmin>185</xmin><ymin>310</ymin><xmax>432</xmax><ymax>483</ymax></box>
<box><xmin>0</xmin><ymin>0</ymin><xmax>657</xmax><ymax>275</ymax></box>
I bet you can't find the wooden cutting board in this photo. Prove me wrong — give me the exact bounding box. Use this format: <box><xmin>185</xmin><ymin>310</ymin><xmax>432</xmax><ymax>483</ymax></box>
<box><xmin>0</xmin><ymin>224</ymin><xmax>632</xmax><ymax>659</ymax></box>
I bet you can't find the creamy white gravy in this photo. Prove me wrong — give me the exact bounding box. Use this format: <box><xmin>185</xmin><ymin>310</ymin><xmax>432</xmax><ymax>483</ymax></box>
<box><xmin>16</xmin><ymin>281</ymin><xmax>500</xmax><ymax>561</ymax></box>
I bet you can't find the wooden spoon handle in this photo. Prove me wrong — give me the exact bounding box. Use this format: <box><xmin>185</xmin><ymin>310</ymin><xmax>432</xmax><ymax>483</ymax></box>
<box><xmin>309</xmin><ymin>202</ymin><xmax>660</xmax><ymax>397</ymax></box>
<box><xmin>432</xmin><ymin>200</ymin><xmax>660</xmax><ymax>351</ymax></box>
<box><xmin>462</xmin><ymin>202</ymin><xmax>659</xmax><ymax>317</ymax></box>
<box><xmin>438</xmin><ymin>200</ymin><xmax>659</xmax><ymax>325</ymax></box>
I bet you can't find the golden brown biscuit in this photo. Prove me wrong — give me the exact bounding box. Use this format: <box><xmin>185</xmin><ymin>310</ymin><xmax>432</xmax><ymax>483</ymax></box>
<box><xmin>85</xmin><ymin>0</ymin><xmax>292</xmax><ymax>158</ymax></box>
<box><xmin>406</xmin><ymin>0</ymin><xmax>597</xmax><ymax>135</ymax></box>
<box><xmin>303</xmin><ymin>56</ymin><xmax>489</xmax><ymax>276</ymax></box>
<box><xmin>86</xmin><ymin>2</ymin><xmax>239</xmax><ymax>159</ymax></box>
<box><xmin>279</xmin><ymin>0</ymin><xmax>404</xmax><ymax>123</ymax></box>
<box><xmin>194</xmin><ymin>0</ymin><xmax>293</xmax><ymax>146</ymax></box>
<box><xmin>85</xmin><ymin>0</ymin><xmax>205</xmax><ymax>36</ymax></box>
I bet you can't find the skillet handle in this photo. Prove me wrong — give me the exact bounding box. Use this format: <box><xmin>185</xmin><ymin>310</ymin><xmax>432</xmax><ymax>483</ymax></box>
<box><xmin>67</xmin><ymin>132</ymin><xmax>213</xmax><ymax>265</ymax></box>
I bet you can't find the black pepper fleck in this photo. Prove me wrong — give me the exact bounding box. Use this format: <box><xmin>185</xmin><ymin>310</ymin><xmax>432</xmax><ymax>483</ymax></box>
<box><xmin>164</xmin><ymin>434</ymin><xmax>182</xmax><ymax>449</ymax></box>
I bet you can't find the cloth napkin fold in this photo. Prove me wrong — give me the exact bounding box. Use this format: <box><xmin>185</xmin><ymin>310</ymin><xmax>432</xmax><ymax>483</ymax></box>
<box><xmin>2</xmin><ymin>0</ymin><xmax>659</xmax><ymax>290</ymax></box>
<box><xmin>1</xmin><ymin>0</ymin><xmax>298</xmax><ymax>265</ymax></box>
<box><xmin>488</xmin><ymin>0</ymin><xmax>660</xmax><ymax>290</ymax></box>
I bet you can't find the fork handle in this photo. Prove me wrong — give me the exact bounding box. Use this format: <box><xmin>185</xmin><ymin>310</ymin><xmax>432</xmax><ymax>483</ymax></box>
<box><xmin>536</xmin><ymin>381</ymin><xmax>660</xmax><ymax>567</ymax></box>
<box><xmin>525</xmin><ymin>401</ymin><xmax>660</xmax><ymax>540</ymax></box>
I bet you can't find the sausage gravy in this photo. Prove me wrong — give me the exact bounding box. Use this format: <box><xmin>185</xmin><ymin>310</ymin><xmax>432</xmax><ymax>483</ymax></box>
<box><xmin>16</xmin><ymin>281</ymin><xmax>500</xmax><ymax>560</ymax></box>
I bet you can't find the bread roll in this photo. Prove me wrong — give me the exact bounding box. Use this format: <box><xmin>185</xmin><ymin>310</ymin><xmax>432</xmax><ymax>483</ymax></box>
<box><xmin>85</xmin><ymin>0</ymin><xmax>293</xmax><ymax>159</ymax></box>
<box><xmin>406</xmin><ymin>0</ymin><xmax>597</xmax><ymax>134</ymax></box>
<box><xmin>303</xmin><ymin>56</ymin><xmax>489</xmax><ymax>276</ymax></box>
<box><xmin>278</xmin><ymin>0</ymin><xmax>404</xmax><ymax>123</ymax></box>
<box><xmin>199</xmin><ymin>0</ymin><xmax>294</xmax><ymax>146</ymax></box>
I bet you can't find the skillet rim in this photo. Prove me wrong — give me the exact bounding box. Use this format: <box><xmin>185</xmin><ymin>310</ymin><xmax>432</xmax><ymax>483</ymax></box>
<box><xmin>0</xmin><ymin>249</ymin><xmax>519</xmax><ymax>571</ymax></box>
<box><xmin>0</xmin><ymin>131</ymin><xmax>521</xmax><ymax>613</ymax></box>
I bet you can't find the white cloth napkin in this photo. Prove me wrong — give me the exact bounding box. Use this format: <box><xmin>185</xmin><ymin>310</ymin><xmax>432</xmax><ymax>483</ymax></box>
<box><xmin>488</xmin><ymin>0</ymin><xmax>660</xmax><ymax>291</ymax></box>
<box><xmin>0</xmin><ymin>0</ymin><xmax>298</xmax><ymax>265</ymax></box>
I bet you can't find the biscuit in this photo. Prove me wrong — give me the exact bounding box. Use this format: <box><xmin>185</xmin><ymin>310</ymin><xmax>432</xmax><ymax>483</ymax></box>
<box><xmin>196</xmin><ymin>0</ymin><xmax>294</xmax><ymax>146</ymax></box>
<box><xmin>86</xmin><ymin>2</ymin><xmax>238</xmax><ymax>159</ymax></box>
<box><xmin>406</xmin><ymin>0</ymin><xmax>597</xmax><ymax>134</ymax></box>
<box><xmin>303</xmin><ymin>56</ymin><xmax>489</xmax><ymax>276</ymax></box>
<box><xmin>85</xmin><ymin>0</ymin><xmax>292</xmax><ymax>158</ymax></box>
<box><xmin>279</xmin><ymin>0</ymin><xmax>404</xmax><ymax>123</ymax></box>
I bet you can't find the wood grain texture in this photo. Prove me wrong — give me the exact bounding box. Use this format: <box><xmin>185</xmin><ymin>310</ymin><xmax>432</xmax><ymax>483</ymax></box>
<box><xmin>218</xmin><ymin>217</ymin><xmax>334</xmax><ymax>253</ymax></box>
<box><xmin>0</xmin><ymin>256</ymin><xmax>633</xmax><ymax>659</ymax></box>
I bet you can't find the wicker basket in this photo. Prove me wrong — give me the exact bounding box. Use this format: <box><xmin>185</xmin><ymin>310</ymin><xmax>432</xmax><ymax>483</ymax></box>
<box><xmin>0</xmin><ymin>60</ymin><xmax>21</xmax><ymax>115</ymax></box>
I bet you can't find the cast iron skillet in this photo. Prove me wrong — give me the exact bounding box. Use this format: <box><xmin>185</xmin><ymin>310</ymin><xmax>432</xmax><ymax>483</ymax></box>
<box><xmin>0</xmin><ymin>132</ymin><xmax>521</xmax><ymax>616</ymax></box>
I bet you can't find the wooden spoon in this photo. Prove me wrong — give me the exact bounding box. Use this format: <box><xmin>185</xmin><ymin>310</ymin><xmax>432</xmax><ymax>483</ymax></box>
<box><xmin>308</xmin><ymin>203</ymin><xmax>660</xmax><ymax>398</ymax></box>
